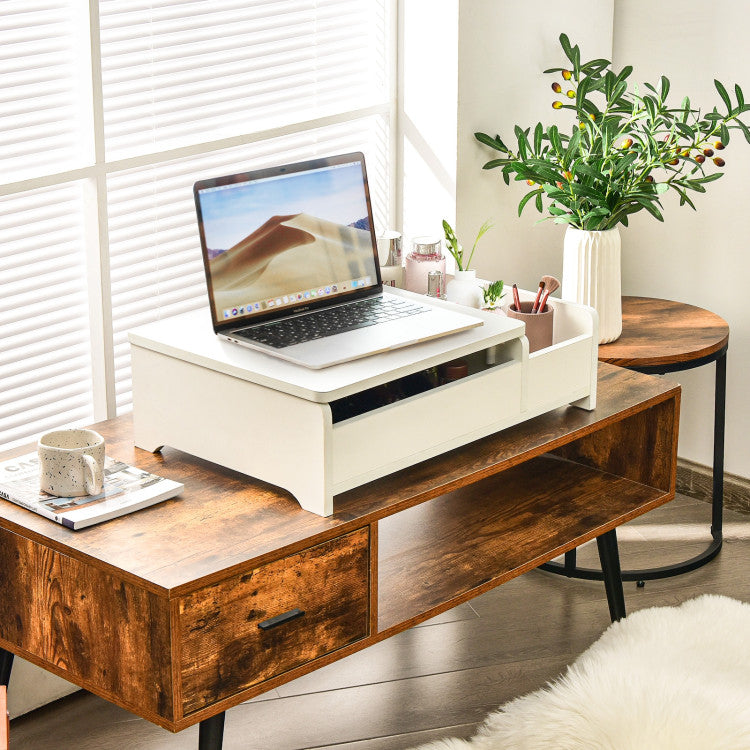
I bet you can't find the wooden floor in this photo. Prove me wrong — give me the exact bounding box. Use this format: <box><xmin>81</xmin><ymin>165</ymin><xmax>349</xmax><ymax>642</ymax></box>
<box><xmin>10</xmin><ymin>494</ymin><xmax>750</xmax><ymax>750</ymax></box>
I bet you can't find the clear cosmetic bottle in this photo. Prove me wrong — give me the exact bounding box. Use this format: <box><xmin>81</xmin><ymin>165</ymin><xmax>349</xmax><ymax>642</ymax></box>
<box><xmin>377</xmin><ymin>230</ymin><xmax>404</xmax><ymax>288</ymax></box>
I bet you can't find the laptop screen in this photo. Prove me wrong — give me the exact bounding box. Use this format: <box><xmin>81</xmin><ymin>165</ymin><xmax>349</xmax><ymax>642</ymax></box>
<box><xmin>194</xmin><ymin>152</ymin><xmax>381</xmax><ymax>329</ymax></box>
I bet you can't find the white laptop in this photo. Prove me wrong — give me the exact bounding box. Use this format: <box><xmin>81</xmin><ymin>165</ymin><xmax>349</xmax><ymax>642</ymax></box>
<box><xmin>193</xmin><ymin>152</ymin><xmax>482</xmax><ymax>369</ymax></box>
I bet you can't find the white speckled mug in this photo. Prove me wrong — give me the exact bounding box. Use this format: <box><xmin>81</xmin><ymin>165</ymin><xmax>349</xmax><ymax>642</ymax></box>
<box><xmin>38</xmin><ymin>429</ymin><xmax>105</xmax><ymax>497</ymax></box>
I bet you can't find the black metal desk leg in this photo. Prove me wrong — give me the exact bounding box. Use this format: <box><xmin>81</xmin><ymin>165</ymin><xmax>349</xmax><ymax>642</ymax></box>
<box><xmin>0</xmin><ymin>648</ymin><xmax>13</xmax><ymax>687</ymax></box>
<box><xmin>596</xmin><ymin>530</ymin><xmax>626</xmax><ymax>622</ymax></box>
<box><xmin>198</xmin><ymin>712</ymin><xmax>226</xmax><ymax>750</ymax></box>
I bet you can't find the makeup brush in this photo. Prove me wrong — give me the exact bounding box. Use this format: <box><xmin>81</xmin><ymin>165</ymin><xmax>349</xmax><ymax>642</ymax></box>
<box><xmin>531</xmin><ymin>280</ymin><xmax>545</xmax><ymax>313</ymax></box>
<box><xmin>512</xmin><ymin>283</ymin><xmax>521</xmax><ymax>311</ymax></box>
<box><xmin>537</xmin><ymin>275</ymin><xmax>560</xmax><ymax>313</ymax></box>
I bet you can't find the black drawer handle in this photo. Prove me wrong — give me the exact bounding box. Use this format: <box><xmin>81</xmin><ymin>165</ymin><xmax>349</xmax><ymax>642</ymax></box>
<box><xmin>258</xmin><ymin>608</ymin><xmax>305</xmax><ymax>630</ymax></box>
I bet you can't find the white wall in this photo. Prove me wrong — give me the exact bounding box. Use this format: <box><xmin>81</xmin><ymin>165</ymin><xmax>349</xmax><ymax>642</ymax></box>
<box><xmin>612</xmin><ymin>0</ymin><xmax>749</xmax><ymax>475</ymax></box>
<box><xmin>399</xmin><ymin>0</ymin><xmax>459</xmax><ymax>253</ymax></box>
<box><xmin>455</xmin><ymin>0</ymin><xmax>749</xmax><ymax>478</ymax></box>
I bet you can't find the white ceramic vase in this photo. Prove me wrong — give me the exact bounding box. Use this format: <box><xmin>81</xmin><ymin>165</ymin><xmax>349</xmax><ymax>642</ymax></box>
<box><xmin>562</xmin><ymin>226</ymin><xmax>622</xmax><ymax>344</ymax></box>
<box><xmin>446</xmin><ymin>269</ymin><xmax>482</xmax><ymax>308</ymax></box>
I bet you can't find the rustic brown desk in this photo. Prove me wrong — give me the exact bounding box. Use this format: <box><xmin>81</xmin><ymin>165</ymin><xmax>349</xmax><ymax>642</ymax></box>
<box><xmin>543</xmin><ymin>296</ymin><xmax>728</xmax><ymax>583</ymax></box>
<box><xmin>0</xmin><ymin>363</ymin><xmax>679</xmax><ymax>750</ymax></box>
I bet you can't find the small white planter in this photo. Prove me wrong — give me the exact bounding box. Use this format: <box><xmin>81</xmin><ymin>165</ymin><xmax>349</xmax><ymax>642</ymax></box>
<box><xmin>445</xmin><ymin>269</ymin><xmax>483</xmax><ymax>308</ymax></box>
<box><xmin>562</xmin><ymin>226</ymin><xmax>622</xmax><ymax>344</ymax></box>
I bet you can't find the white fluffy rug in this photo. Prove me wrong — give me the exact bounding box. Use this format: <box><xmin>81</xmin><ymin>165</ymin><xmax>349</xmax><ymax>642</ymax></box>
<box><xmin>413</xmin><ymin>595</ymin><xmax>750</xmax><ymax>750</ymax></box>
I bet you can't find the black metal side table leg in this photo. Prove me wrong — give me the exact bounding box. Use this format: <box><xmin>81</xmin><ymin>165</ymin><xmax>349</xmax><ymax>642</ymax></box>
<box><xmin>198</xmin><ymin>712</ymin><xmax>225</xmax><ymax>750</ymax></box>
<box><xmin>711</xmin><ymin>349</ymin><xmax>727</xmax><ymax>541</ymax></box>
<box><xmin>0</xmin><ymin>648</ymin><xmax>13</xmax><ymax>687</ymax></box>
<box><xmin>596</xmin><ymin>529</ymin><xmax>626</xmax><ymax>622</ymax></box>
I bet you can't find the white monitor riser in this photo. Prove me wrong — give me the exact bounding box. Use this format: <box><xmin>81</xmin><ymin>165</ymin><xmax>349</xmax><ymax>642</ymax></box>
<box><xmin>129</xmin><ymin>288</ymin><xmax>598</xmax><ymax>516</ymax></box>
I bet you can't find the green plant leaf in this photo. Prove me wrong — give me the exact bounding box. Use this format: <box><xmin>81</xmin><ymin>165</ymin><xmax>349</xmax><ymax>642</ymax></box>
<box><xmin>541</xmin><ymin>183</ymin><xmax>567</xmax><ymax>198</ymax></box>
<box><xmin>581</xmin><ymin>207</ymin><xmax>610</xmax><ymax>225</ymax></box>
<box><xmin>575</xmin><ymin>75</ymin><xmax>590</xmax><ymax>111</ymax></box>
<box><xmin>661</xmin><ymin>75</ymin><xmax>670</xmax><ymax>102</ymax></box>
<box><xmin>568</xmin><ymin>182</ymin><xmax>602</xmax><ymax>199</ymax></box>
<box><xmin>737</xmin><ymin>119</ymin><xmax>750</xmax><ymax>144</ymax></box>
<box><xmin>686</xmin><ymin>180</ymin><xmax>707</xmax><ymax>193</ymax></box>
<box><xmin>564</xmin><ymin>126</ymin><xmax>582</xmax><ymax>164</ymax></box>
<box><xmin>582</xmin><ymin>58</ymin><xmax>611</xmax><ymax>75</ymax></box>
<box><xmin>673</xmin><ymin>121</ymin><xmax>694</xmax><ymax>140</ymax></box>
<box><xmin>679</xmin><ymin>96</ymin><xmax>691</xmax><ymax>123</ymax></box>
<box><xmin>643</xmin><ymin>95</ymin><xmax>658</xmax><ymax>121</ymax></box>
<box><xmin>534</xmin><ymin>122</ymin><xmax>543</xmax><ymax>153</ymax></box>
<box><xmin>571</xmin><ymin>161</ymin><xmax>603</xmax><ymax>181</ymax></box>
<box><xmin>632</xmin><ymin>196</ymin><xmax>664</xmax><ymax>221</ymax></box>
<box><xmin>612</xmin><ymin>80</ymin><xmax>627</xmax><ymax>103</ymax></box>
<box><xmin>675</xmin><ymin>188</ymin><xmax>697</xmax><ymax>209</ymax></box>
<box><xmin>475</xmin><ymin>132</ymin><xmax>507</xmax><ymax>152</ymax></box>
<box><xmin>604</xmin><ymin>69</ymin><xmax>615</xmax><ymax>99</ymax></box>
<box><xmin>694</xmin><ymin>172</ymin><xmax>723</xmax><ymax>184</ymax></box>
<box><xmin>715</xmin><ymin>79</ymin><xmax>732</xmax><ymax>111</ymax></box>
<box><xmin>611</xmin><ymin>151</ymin><xmax>638</xmax><ymax>175</ymax></box>
<box><xmin>736</xmin><ymin>83</ymin><xmax>745</xmax><ymax>110</ymax></box>
<box><xmin>518</xmin><ymin>188</ymin><xmax>540</xmax><ymax>216</ymax></box>
<box><xmin>548</xmin><ymin>125</ymin><xmax>563</xmax><ymax>154</ymax></box>
<box><xmin>552</xmin><ymin>215</ymin><xmax>578</xmax><ymax>225</ymax></box>
<box><xmin>614</xmin><ymin>65</ymin><xmax>633</xmax><ymax>86</ymax></box>
<box><xmin>559</xmin><ymin>33</ymin><xmax>574</xmax><ymax>64</ymax></box>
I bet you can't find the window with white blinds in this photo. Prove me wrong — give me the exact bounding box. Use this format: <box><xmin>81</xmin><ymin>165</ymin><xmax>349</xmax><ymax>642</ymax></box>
<box><xmin>99</xmin><ymin>0</ymin><xmax>389</xmax><ymax>160</ymax></box>
<box><xmin>0</xmin><ymin>1</ymin><xmax>92</xmax><ymax>183</ymax></box>
<box><xmin>0</xmin><ymin>184</ymin><xmax>96</xmax><ymax>447</ymax></box>
<box><xmin>0</xmin><ymin>0</ymin><xmax>393</xmax><ymax>452</ymax></box>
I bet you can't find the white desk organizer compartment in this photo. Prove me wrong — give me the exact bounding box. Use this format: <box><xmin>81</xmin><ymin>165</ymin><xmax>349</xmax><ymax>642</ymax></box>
<box><xmin>128</xmin><ymin>288</ymin><xmax>597</xmax><ymax>517</ymax></box>
<box><xmin>513</xmin><ymin>287</ymin><xmax>599</xmax><ymax>414</ymax></box>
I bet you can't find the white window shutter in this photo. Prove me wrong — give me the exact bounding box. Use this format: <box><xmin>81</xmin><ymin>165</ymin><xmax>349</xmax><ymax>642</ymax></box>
<box><xmin>0</xmin><ymin>185</ymin><xmax>96</xmax><ymax>450</ymax></box>
<box><xmin>0</xmin><ymin>1</ymin><xmax>92</xmax><ymax>182</ymax></box>
<box><xmin>99</xmin><ymin>0</ymin><xmax>390</xmax><ymax>160</ymax></box>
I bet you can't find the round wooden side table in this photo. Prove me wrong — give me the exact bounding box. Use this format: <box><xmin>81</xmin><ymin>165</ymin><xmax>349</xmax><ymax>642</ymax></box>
<box><xmin>543</xmin><ymin>295</ymin><xmax>729</xmax><ymax>582</ymax></box>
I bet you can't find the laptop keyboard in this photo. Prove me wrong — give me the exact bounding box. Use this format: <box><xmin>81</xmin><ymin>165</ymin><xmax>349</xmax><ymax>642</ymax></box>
<box><xmin>233</xmin><ymin>296</ymin><xmax>428</xmax><ymax>349</ymax></box>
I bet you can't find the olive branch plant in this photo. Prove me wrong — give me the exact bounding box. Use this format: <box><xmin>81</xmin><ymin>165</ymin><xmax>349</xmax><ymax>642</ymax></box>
<box><xmin>475</xmin><ymin>33</ymin><xmax>750</xmax><ymax>231</ymax></box>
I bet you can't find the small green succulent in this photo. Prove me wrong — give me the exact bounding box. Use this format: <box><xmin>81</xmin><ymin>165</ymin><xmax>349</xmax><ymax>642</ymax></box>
<box><xmin>482</xmin><ymin>280</ymin><xmax>505</xmax><ymax>309</ymax></box>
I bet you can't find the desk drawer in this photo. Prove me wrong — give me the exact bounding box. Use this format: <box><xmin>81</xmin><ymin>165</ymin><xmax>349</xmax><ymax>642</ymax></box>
<box><xmin>178</xmin><ymin>527</ymin><xmax>370</xmax><ymax>715</ymax></box>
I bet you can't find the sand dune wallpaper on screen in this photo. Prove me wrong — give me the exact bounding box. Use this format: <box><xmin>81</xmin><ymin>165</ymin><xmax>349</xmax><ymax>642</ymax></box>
<box><xmin>208</xmin><ymin>212</ymin><xmax>374</xmax><ymax>310</ymax></box>
<box><xmin>198</xmin><ymin>162</ymin><xmax>377</xmax><ymax>317</ymax></box>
